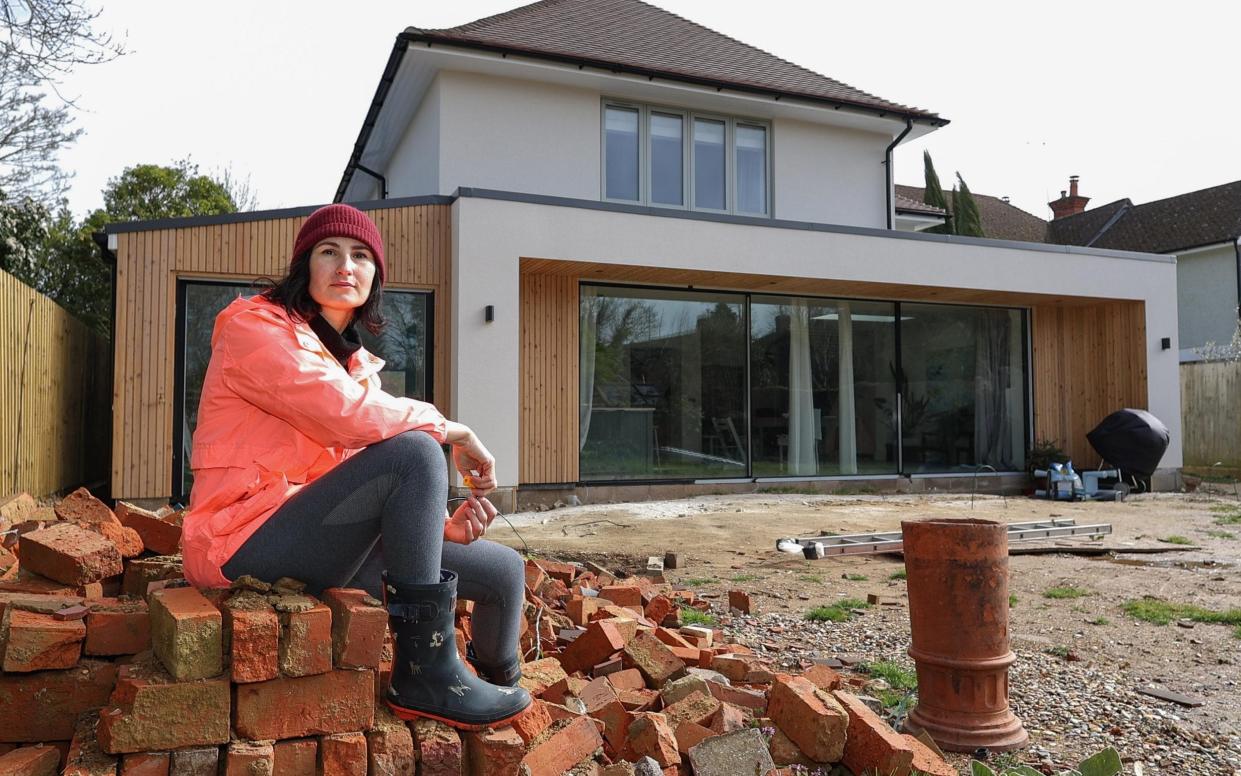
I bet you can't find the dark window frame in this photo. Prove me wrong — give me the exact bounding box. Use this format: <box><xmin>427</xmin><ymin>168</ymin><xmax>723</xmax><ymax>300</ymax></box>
<box><xmin>576</xmin><ymin>281</ymin><xmax>1031</xmax><ymax>485</ymax></box>
<box><xmin>172</xmin><ymin>278</ymin><xmax>435</xmax><ymax>504</ymax></box>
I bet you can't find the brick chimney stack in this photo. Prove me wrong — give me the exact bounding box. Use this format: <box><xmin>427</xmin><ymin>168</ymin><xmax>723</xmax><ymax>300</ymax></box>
<box><xmin>1048</xmin><ymin>175</ymin><xmax>1090</xmax><ymax>219</ymax></box>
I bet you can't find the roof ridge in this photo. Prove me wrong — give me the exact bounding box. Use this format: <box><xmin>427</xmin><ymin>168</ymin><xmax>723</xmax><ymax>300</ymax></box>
<box><xmin>418</xmin><ymin>0</ymin><xmax>568</xmax><ymax>34</ymax></box>
<box><xmin>1051</xmin><ymin>197</ymin><xmax>1131</xmax><ymax>224</ymax></box>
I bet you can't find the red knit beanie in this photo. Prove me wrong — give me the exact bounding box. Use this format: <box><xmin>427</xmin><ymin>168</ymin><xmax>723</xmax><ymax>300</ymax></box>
<box><xmin>291</xmin><ymin>204</ymin><xmax>386</xmax><ymax>283</ymax></box>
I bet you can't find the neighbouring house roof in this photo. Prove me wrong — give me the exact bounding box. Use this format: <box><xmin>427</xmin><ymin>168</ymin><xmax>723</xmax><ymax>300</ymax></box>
<box><xmin>408</xmin><ymin>0</ymin><xmax>943</xmax><ymax>123</ymax></box>
<box><xmin>895</xmin><ymin>185</ymin><xmax>1048</xmax><ymax>243</ymax></box>
<box><xmin>1048</xmin><ymin>180</ymin><xmax>1241</xmax><ymax>254</ymax></box>
<box><xmin>894</xmin><ymin>192</ymin><xmax>945</xmax><ymax>217</ymax></box>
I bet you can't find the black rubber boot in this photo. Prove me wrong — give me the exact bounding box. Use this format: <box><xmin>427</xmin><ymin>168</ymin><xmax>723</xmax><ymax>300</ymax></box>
<box><xmin>383</xmin><ymin>570</ymin><xmax>532</xmax><ymax>729</ymax></box>
<box><xmin>466</xmin><ymin>642</ymin><xmax>523</xmax><ymax>687</ymax></box>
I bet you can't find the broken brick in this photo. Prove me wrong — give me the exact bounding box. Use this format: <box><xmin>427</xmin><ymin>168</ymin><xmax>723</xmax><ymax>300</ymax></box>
<box><xmin>709</xmin><ymin>654</ymin><xmax>773</xmax><ymax>684</ymax></box>
<box><xmin>54</xmin><ymin>488</ymin><xmax>142</xmax><ymax>559</ymax></box>
<box><xmin>621</xmin><ymin>630</ymin><xmax>687</xmax><ymax>689</ymax></box>
<box><xmin>169</xmin><ymin>747</ymin><xmax>219</xmax><ymax>776</ymax></box>
<box><xmin>121</xmin><ymin>751</ymin><xmax>171</xmax><ymax>776</ymax></box>
<box><xmin>643</xmin><ymin>595</ymin><xmax>676</xmax><ymax>626</ymax></box>
<box><xmin>319</xmin><ymin>733</ymin><xmax>367</xmax><ymax>776</ymax></box>
<box><xmin>276</xmin><ymin>597</ymin><xmax>333</xmax><ymax>677</ymax></box>
<box><xmin>120</xmin><ymin>557</ymin><xmax>183</xmax><ymax>600</ymax></box>
<box><xmin>84</xmin><ymin>598</ymin><xmax>150</xmax><ymax>656</ymax></box>
<box><xmin>149</xmin><ymin>587</ymin><xmax>222</xmax><ymax>681</ymax></box>
<box><xmin>0</xmin><ymin>745</ymin><xmax>59</xmax><ymax>776</ymax></box>
<box><xmin>626</xmin><ymin>712</ymin><xmax>679</xmax><ymax>768</ymax></box>
<box><xmin>834</xmin><ymin>690</ymin><xmax>915</xmax><ymax>776</ymax></box>
<box><xmin>727</xmin><ymin>590</ymin><xmax>753</xmax><ymax>614</ymax></box>
<box><xmin>661</xmin><ymin>690</ymin><xmax>721</xmax><ymax>729</ymax></box>
<box><xmin>578</xmin><ymin>676</ymin><xmax>620</xmax><ymax>714</ymax></box>
<box><xmin>405</xmin><ymin>720</ymin><xmax>458</xmax><ymax>776</ymax></box>
<box><xmin>707</xmin><ymin>701</ymin><xmax>748</xmax><ymax>734</ymax></box>
<box><xmin>521</xmin><ymin>716</ymin><xmax>603</xmax><ymax>776</ymax></box>
<box><xmin>224</xmin><ymin>742</ymin><xmax>273</xmax><ymax>776</ymax></box>
<box><xmin>322</xmin><ymin>588</ymin><xmax>386</xmax><ymax>669</ymax></box>
<box><xmin>686</xmin><ymin>728</ymin><xmax>776</xmax><ymax>776</ymax></box>
<box><xmin>902</xmin><ymin>734</ymin><xmax>957</xmax><ymax>776</ymax></box>
<box><xmin>606</xmin><ymin>667</ymin><xmax>647</xmax><ymax>693</ymax></box>
<box><xmin>233</xmin><ymin>669</ymin><xmax>374</xmax><ymax>740</ymax></box>
<box><xmin>270</xmin><ymin>740</ymin><xmax>316</xmax><ymax>776</ymax></box>
<box><xmin>463</xmin><ymin>725</ymin><xmax>524</xmax><ymax>776</ymax></box>
<box><xmin>17</xmin><ymin>524</ymin><xmax>122</xmax><ymax>586</ymax></box>
<box><xmin>0</xmin><ymin>607</ymin><xmax>84</xmax><ymax>671</ymax></box>
<box><xmin>767</xmin><ymin>674</ymin><xmax>848</xmax><ymax>763</ymax></box>
<box><xmin>0</xmin><ymin>659</ymin><xmax>117</xmax><ymax>743</ymax></box>
<box><xmin>517</xmin><ymin>656</ymin><xmax>568</xmax><ymax>698</ymax></box>
<box><xmin>768</xmin><ymin>727</ymin><xmax>816</xmax><ymax>768</ymax></box>
<box><xmin>222</xmin><ymin>592</ymin><xmax>278</xmax><ymax>683</ymax></box>
<box><xmin>673</xmin><ymin>722</ymin><xmax>715</xmax><ymax>756</ymax></box>
<box><xmin>533</xmin><ymin>559</ymin><xmax>577</xmax><ymax>585</ymax></box>
<box><xmin>511</xmin><ymin>700</ymin><xmax>554</xmax><ymax>744</ymax></box>
<box><xmin>556</xmin><ymin>619</ymin><xmax>627</xmax><ymax>675</ymax></box>
<box><xmin>96</xmin><ymin>657</ymin><xmax>230</xmax><ymax>754</ymax></box>
<box><xmin>366</xmin><ymin>707</ymin><xmax>415</xmax><ymax>776</ymax></box>
<box><xmin>114</xmin><ymin>502</ymin><xmax>182</xmax><ymax>556</ymax></box>
<box><xmin>599</xmin><ymin>585</ymin><xmax>643</xmax><ymax>608</ymax></box>
<box><xmin>802</xmin><ymin>663</ymin><xmax>842</xmax><ymax>692</ymax></box>
<box><xmin>566</xmin><ymin>597</ymin><xmax>600</xmax><ymax>627</ymax></box>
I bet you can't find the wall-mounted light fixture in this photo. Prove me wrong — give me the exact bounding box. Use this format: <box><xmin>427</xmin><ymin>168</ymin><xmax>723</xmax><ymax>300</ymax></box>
<box><xmin>485</xmin><ymin>305</ymin><xmax>495</xmax><ymax>323</ymax></box>
<box><xmin>1160</xmin><ymin>337</ymin><xmax>1171</xmax><ymax>350</ymax></box>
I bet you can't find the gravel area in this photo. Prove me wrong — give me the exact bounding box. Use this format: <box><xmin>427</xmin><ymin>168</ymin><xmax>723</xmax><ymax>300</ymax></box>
<box><xmin>719</xmin><ymin>604</ymin><xmax>1241</xmax><ymax>775</ymax></box>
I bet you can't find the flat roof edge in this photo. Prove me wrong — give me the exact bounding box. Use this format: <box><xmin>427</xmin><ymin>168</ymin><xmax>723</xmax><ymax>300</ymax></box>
<box><xmin>101</xmin><ymin>194</ymin><xmax>455</xmax><ymax>234</ymax></box>
<box><xmin>453</xmin><ymin>188</ymin><xmax>1175</xmax><ymax>264</ymax></box>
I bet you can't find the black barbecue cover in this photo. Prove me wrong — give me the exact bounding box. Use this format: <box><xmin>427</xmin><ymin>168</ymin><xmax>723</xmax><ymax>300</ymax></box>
<box><xmin>1086</xmin><ymin>409</ymin><xmax>1170</xmax><ymax>478</ymax></box>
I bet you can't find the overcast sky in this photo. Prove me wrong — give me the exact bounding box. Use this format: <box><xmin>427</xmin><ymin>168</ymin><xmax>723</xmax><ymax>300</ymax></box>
<box><xmin>52</xmin><ymin>0</ymin><xmax>1240</xmax><ymax>222</ymax></box>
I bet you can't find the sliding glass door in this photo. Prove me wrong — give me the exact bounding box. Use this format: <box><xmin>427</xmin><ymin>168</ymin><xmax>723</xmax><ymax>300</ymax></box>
<box><xmin>750</xmin><ymin>297</ymin><xmax>897</xmax><ymax>476</ymax></box>
<box><xmin>579</xmin><ymin>286</ymin><xmax>746</xmax><ymax>480</ymax></box>
<box><xmin>578</xmin><ymin>284</ymin><xmax>1029</xmax><ymax>482</ymax></box>
<box><xmin>899</xmin><ymin>304</ymin><xmax>1027</xmax><ymax>472</ymax></box>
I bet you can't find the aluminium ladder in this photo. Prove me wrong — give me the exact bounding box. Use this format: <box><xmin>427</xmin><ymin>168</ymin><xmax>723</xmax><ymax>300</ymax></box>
<box><xmin>783</xmin><ymin>519</ymin><xmax>1112</xmax><ymax>558</ymax></box>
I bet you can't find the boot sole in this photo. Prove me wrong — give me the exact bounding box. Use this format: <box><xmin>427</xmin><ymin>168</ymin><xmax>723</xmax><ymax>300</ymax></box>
<box><xmin>384</xmin><ymin>697</ymin><xmax>531</xmax><ymax>731</ymax></box>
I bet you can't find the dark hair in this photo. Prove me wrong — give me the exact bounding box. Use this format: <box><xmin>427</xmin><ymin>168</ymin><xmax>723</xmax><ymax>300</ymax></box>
<box><xmin>254</xmin><ymin>250</ymin><xmax>386</xmax><ymax>335</ymax></box>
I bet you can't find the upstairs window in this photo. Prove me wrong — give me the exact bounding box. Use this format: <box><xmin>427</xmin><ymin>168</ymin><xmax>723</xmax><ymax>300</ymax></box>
<box><xmin>603</xmin><ymin>100</ymin><xmax>770</xmax><ymax>217</ymax></box>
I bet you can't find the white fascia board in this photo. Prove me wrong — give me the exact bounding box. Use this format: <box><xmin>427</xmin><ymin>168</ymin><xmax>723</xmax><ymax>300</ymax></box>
<box><xmin>894</xmin><ymin>213</ymin><xmax>947</xmax><ymax>231</ymax></box>
<box><xmin>402</xmin><ymin>42</ymin><xmax>939</xmax><ymax>139</ymax></box>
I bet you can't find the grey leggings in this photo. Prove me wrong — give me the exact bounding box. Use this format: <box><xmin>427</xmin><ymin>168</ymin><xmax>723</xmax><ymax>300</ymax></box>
<box><xmin>220</xmin><ymin>430</ymin><xmax>525</xmax><ymax>666</ymax></box>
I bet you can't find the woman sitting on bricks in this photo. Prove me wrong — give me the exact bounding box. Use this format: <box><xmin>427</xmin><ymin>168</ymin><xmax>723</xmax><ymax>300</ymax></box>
<box><xmin>182</xmin><ymin>203</ymin><xmax>531</xmax><ymax>729</ymax></box>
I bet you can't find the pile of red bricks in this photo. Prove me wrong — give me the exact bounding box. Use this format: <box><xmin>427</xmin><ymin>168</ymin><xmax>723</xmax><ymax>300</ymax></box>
<box><xmin>0</xmin><ymin>489</ymin><xmax>958</xmax><ymax>775</ymax></box>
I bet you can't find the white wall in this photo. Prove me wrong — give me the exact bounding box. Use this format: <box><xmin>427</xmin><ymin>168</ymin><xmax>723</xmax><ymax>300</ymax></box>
<box><xmin>1175</xmin><ymin>242</ymin><xmax>1239</xmax><ymax>350</ymax></box>
<box><xmin>773</xmin><ymin>118</ymin><xmax>888</xmax><ymax>227</ymax></box>
<box><xmin>386</xmin><ymin>78</ymin><xmax>442</xmax><ymax>198</ymax></box>
<box><xmin>382</xmin><ymin>70</ymin><xmax>901</xmax><ymax>227</ymax></box>
<box><xmin>436</xmin><ymin>70</ymin><xmax>601</xmax><ymax>199</ymax></box>
<box><xmin>452</xmin><ymin>196</ymin><xmax>1184</xmax><ymax>486</ymax></box>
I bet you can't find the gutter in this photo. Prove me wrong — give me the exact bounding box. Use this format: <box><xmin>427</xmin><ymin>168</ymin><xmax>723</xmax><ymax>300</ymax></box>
<box><xmin>883</xmin><ymin>118</ymin><xmax>914</xmax><ymax>230</ymax></box>
<box><xmin>1236</xmin><ymin>237</ymin><xmax>1241</xmax><ymax>321</ymax></box>
<box><xmin>336</xmin><ymin>31</ymin><xmax>947</xmax><ymax>203</ymax></box>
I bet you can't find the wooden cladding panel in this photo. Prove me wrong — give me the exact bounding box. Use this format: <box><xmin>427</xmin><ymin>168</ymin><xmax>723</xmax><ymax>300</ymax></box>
<box><xmin>1031</xmin><ymin>301</ymin><xmax>1148</xmax><ymax>466</ymax></box>
<box><xmin>519</xmin><ymin>273</ymin><xmax>579</xmax><ymax>484</ymax></box>
<box><xmin>112</xmin><ymin>205</ymin><xmax>452</xmax><ymax>501</ymax></box>
<box><xmin>1181</xmin><ymin>361</ymin><xmax>1241</xmax><ymax>468</ymax></box>
<box><xmin>1</xmin><ymin>269</ymin><xmax>108</xmax><ymax>496</ymax></box>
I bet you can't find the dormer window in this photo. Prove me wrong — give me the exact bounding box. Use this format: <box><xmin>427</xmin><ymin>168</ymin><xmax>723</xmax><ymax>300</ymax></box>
<box><xmin>603</xmin><ymin>100</ymin><xmax>770</xmax><ymax>217</ymax></box>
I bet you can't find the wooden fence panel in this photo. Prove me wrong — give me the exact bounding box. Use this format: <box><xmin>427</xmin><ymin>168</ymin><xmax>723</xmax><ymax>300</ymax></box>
<box><xmin>1181</xmin><ymin>361</ymin><xmax>1241</xmax><ymax>468</ymax></box>
<box><xmin>0</xmin><ymin>269</ymin><xmax>111</xmax><ymax>497</ymax></box>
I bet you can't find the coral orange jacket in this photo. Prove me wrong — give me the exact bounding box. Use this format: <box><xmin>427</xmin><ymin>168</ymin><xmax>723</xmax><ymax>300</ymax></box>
<box><xmin>182</xmin><ymin>294</ymin><xmax>447</xmax><ymax>588</ymax></box>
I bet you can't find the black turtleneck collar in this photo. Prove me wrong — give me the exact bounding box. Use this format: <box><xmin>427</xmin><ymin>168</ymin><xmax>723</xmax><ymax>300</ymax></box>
<box><xmin>309</xmin><ymin>314</ymin><xmax>362</xmax><ymax>367</ymax></box>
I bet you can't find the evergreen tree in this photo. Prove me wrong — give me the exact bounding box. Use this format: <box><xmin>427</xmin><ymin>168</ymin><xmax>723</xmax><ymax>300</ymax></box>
<box><xmin>922</xmin><ymin>151</ymin><xmax>953</xmax><ymax>234</ymax></box>
<box><xmin>952</xmin><ymin>173</ymin><xmax>985</xmax><ymax>237</ymax></box>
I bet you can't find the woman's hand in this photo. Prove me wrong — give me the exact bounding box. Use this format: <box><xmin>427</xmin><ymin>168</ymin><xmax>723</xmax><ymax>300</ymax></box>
<box><xmin>444</xmin><ymin>495</ymin><xmax>497</xmax><ymax>545</ymax></box>
<box><xmin>445</xmin><ymin>423</ymin><xmax>496</xmax><ymax>496</ymax></box>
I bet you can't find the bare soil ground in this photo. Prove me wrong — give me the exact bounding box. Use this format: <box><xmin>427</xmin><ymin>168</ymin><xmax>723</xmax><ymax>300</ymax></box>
<box><xmin>490</xmin><ymin>489</ymin><xmax>1241</xmax><ymax>772</ymax></box>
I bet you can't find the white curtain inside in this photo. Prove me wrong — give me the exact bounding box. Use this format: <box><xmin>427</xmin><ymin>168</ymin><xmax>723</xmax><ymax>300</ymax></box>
<box><xmin>974</xmin><ymin>308</ymin><xmax>1015</xmax><ymax>468</ymax></box>
<box><xmin>788</xmin><ymin>300</ymin><xmax>818</xmax><ymax>474</ymax></box>
<box><xmin>836</xmin><ymin>302</ymin><xmax>858</xmax><ymax>474</ymax></box>
<box><xmin>579</xmin><ymin>287</ymin><xmax>599</xmax><ymax>451</ymax></box>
